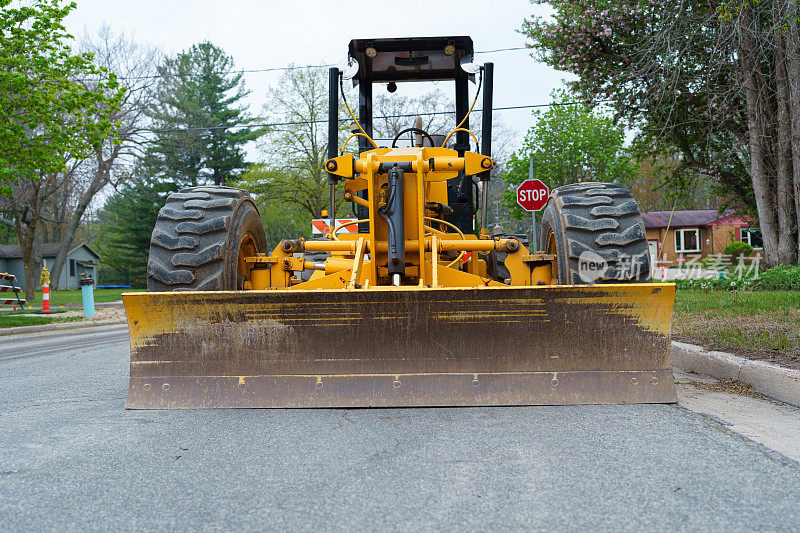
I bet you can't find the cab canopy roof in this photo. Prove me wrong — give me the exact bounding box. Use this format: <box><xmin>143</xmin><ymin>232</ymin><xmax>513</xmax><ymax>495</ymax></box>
<box><xmin>348</xmin><ymin>36</ymin><xmax>474</xmax><ymax>84</ymax></box>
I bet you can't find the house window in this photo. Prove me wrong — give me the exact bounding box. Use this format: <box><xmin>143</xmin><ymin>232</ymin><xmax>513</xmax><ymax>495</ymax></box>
<box><xmin>675</xmin><ymin>228</ymin><xmax>701</xmax><ymax>253</ymax></box>
<box><xmin>741</xmin><ymin>227</ymin><xmax>763</xmax><ymax>248</ymax></box>
<box><xmin>69</xmin><ymin>259</ymin><xmax>75</xmax><ymax>277</ymax></box>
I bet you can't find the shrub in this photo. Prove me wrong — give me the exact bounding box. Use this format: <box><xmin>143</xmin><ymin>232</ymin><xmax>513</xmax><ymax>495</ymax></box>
<box><xmin>724</xmin><ymin>241</ymin><xmax>754</xmax><ymax>257</ymax></box>
<box><xmin>753</xmin><ymin>265</ymin><xmax>800</xmax><ymax>291</ymax></box>
<box><xmin>673</xmin><ymin>277</ymin><xmax>756</xmax><ymax>291</ymax></box>
<box><xmin>673</xmin><ymin>265</ymin><xmax>800</xmax><ymax>291</ymax></box>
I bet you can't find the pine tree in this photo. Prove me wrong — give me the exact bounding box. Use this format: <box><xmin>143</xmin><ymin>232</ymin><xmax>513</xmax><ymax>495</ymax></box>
<box><xmin>96</xmin><ymin>175</ymin><xmax>173</xmax><ymax>287</ymax></box>
<box><xmin>146</xmin><ymin>42</ymin><xmax>263</xmax><ymax>186</ymax></box>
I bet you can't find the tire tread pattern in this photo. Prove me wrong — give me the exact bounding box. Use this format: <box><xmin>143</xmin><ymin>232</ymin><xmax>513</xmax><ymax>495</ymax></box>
<box><xmin>542</xmin><ymin>182</ymin><xmax>651</xmax><ymax>284</ymax></box>
<box><xmin>147</xmin><ymin>186</ymin><xmax>261</xmax><ymax>291</ymax></box>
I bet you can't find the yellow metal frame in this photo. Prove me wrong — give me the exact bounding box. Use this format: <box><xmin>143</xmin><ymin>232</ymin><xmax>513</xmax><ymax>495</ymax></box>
<box><xmin>244</xmin><ymin>146</ymin><xmax>556</xmax><ymax>291</ymax></box>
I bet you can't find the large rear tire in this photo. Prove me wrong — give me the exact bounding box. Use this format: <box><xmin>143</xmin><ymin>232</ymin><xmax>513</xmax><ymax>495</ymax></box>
<box><xmin>147</xmin><ymin>186</ymin><xmax>267</xmax><ymax>292</ymax></box>
<box><xmin>540</xmin><ymin>182</ymin><xmax>650</xmax><ymax>284</ymax></box>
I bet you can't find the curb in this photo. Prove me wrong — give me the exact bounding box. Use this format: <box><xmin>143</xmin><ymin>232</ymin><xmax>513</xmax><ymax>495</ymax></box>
<box><xmin>672</xmin><ymin>341</ymin><xmax>800</xmax><ymax>407</ymax></box>
<box><xmin>0</xmin><ymin>319</ymin><xmax>127</xmax><ymax>337</ymax></box>
<box><xmin>5</xmin><ymin>300</ymin><xmax>123</xmax><ymax>313</ymax></box>
<box><xmin>97</xmin><ymin>301</ymin><xmax>124</xmax><ymax>308</ymax></box>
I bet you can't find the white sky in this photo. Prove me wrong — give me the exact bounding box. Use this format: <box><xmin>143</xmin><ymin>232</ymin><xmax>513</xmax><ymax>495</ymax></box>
<box><xmin>64</xmin><ymin>0</ymin><xmax>568</xmax><ymax>148</ymax></box>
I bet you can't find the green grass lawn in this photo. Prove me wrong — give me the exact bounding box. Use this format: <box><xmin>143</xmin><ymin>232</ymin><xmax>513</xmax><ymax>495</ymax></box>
<box><xmin>0</xmin><ymin>309</ymin><xmax>82</xmax><ymax>328</ymax></box>
<box><xmin>19</xmin><ymin>288</ymin><xmax>137</xmax><ymax>307</ymax></box>
<box><xmin>1</xmin><ymin>288</ymin><xmax>136</xmax><ymax>329</ymax></box>
<box><xmin>672</xmin><ymin>289</ymin><xmax>800</xmax><ymax>368</ymax></box>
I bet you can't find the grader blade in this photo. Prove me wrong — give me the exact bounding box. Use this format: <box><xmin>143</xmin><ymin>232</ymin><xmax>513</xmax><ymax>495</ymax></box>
<box><xmin>123</xmin><ymin>284</ymin><xmax>676</xmax><ymax>409</ymax></box>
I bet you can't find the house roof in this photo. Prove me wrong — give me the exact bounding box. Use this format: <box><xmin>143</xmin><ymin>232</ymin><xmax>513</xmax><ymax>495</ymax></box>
<box><xmin>0</xmin><ymin>242</ymin><xmax>100</xmax><ymax>260</ymax></box>
<box><xmin>642</xmin><ymin>209</ymin><xmax>740</xmax><ymax>229</ymax></box>
<box><xmin>0</xmin><ymin>243</ymin><xmax>61</xmax><ymax>259</ymax></box>
<box><xmin>71</xmin><ymin>243</ymin><xmax>101</xmax><ymax>259</ymax></box>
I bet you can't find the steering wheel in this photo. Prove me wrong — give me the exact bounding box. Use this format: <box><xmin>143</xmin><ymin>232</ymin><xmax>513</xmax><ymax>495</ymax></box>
<box><xmin>391</xmin><ymin>127</ymin><xmax>435</xmax><ymax>148</ymax></box>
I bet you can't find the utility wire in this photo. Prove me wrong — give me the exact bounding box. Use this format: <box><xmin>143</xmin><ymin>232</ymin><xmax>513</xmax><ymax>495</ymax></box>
<box><xmin>107</xmin><ymin>46</ymin><xmax>530</xmax><ymax>81</ymax></box>
<box><xmin>145</xmin><ymin>101</ymin><xmax>587</xmax><ymax>134</ymax></box>
<box><xmin>118</xmin><ymin>63</ymin><xmax>336</xmax><ymax>81</ymax></box>
<box><xmin>474</xmin><ymin>46</ymin><xmax>528</xmax><ymax>53</ymax></box>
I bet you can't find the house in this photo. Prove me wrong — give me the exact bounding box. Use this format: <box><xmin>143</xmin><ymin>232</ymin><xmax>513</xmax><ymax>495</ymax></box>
<box><xmin>642</xmin><ymin>209</ymin><xmax>761</xmax><ymax>266</ymax></box>
<box><xmin>0</xmin><ymin>243</ymin><xmax>100</xmax><ymax>290</ymax></box>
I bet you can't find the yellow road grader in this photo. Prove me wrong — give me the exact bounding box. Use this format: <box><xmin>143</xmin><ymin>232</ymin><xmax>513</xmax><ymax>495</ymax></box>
<box><xmin>123</xmin><ymin>37</ymin><xmax>676</xmax><ymax>409</ymax></box>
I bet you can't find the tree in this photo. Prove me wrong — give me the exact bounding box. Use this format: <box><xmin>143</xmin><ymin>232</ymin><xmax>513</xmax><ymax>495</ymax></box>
<box><xmin>522</xmin><ymin>0</ymin><xmax>799</xmax><ymax>264</ymax></box>
<box><xmin>732</xmin><ymin>0</ymin><xmax>800</xmax><ymax>264</ymax></box>
<box><xmin>235</xmin><ymin>66</ymin><xmax>354</xmax><ymax>237</ymax></box>
<box><xmin>145</xmin><ymin>42</ymin><xmax>263</xmax><ymax>186</ymax></box>
<box><xmin>628</xmin><ymin>153</ymin><xmax>715</xmax><ymax>212</ymax></box>
<box><xmin>502</xmin><ymin>90</ymin><xmax>636</xmax><ymax>220</ymax></box>
<box><xmin>95</xmin><ymin>174</ymin><xmax>170</xmax><ymax>288</ymax></box>
<box><xmin>2</xmin><ymin>169</ymin><xmax>73</xmax><ymax>298</ymax></box>
<box><xmin>47</xmin><ymin>27</ymin><xmax>160</xmax><ymax>289</ymax></box>
<box><xmin>257</xmin><ymin>202</ymin><xmax>316</xmax><ymax>250</ymax></box>
<box><xmin>372</xmin><ymin>89</ymin><xmax>454</xmax><ymax>142</ymax></box>
<box><xmin>0</xmin><ymin>0</ymin><xmax>122</xmax><ymax>299</ymax></box>
<box><xmin>628</xmin><ymin>155</ymin><xmax>679</xmax><ymax>213</ymax></box>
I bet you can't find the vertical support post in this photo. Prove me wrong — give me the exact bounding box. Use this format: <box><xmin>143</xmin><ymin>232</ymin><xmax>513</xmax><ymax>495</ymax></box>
<box><xmin>454</xmin><ymin>70</ymin><xmax>469</xmax><ymax>153</ymax></box>
<box><xmin>479</xmin><ymin>62</ymin><xmax>493</xmax><ymax>232</ymax></box>
<box><xmin>356</xmin><ymin>78</ymin><xmax>373</xmax><ymax>230</ymax></box>
<box><xmin>365</xmin><ymin>154</ymin><xmax>378</xmax><ymax>283</ymax></box>
<box><xmin>329</xmin><ymin>183</ymin><xmax>336</xmax><ymax>230</ymax></box>
<box><xmin>450</xmin><ymin>66</ymin><xmax>473</xmax><ymax>232</ymax></box>
<box><xmin>328</xmin><ymin>67</ymin><xmax>340</xmax><ymax>229</ymax></box>
<box><xmin>431</xmin><ymin>235</ymin><xmax>439</xmax><ymax>288</ymax></box>
<box><xmin>416</xmin><ymin>154</ymin><xmax>426</xmax><ymax>284</ymax></box>
<box><xmin>348</xmin><ymin>237</ymin><xmax>366</xmax><ymax>289</ymax></box>
<box><xmin>529</xmin><ymin>156</ymin><xmax>538</xmax><ymax>252</ymax></box>
<box><xmin>480</xmin><ymin>63</ymin><xmax>494</xmax><ymax>159</ymax></box>
<box><xmin>13</xmin><ymin>285</ymin><xmax>24</xmax><ymax>308</ymax></box>
<box><xmin>358</xmin><ymin>81</ymin><xmax>373</xmax><ymax>152</ymax></box>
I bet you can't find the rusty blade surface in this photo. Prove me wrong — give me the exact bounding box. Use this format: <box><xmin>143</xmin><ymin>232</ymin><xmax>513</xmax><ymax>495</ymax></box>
<box><xmin>123</xmin><ymin>283</ymin><xmax>677</xmax><ymax>409</ymax></box>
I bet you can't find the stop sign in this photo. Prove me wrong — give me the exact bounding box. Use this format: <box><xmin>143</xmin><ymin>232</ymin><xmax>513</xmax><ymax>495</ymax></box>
<box><xmin>517</xmin><ymin>179</ymin><xmax>550</xmax><ymax>211</ymax></box>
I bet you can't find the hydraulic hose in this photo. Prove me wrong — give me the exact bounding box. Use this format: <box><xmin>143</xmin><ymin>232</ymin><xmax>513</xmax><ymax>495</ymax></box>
<box><xmin>442</xmin><ymin>69</ymin><xmax>483</xmax><ymax>144</ymax></box>
<box><xmin>424</xmin><ymin>216</ymin><xmax>466</xmax><ymax>268</ymax></box>
<box><xmin>340</xmin><ymin>76</ymin><xmax>378</xmax><ymax>149</ymax></box>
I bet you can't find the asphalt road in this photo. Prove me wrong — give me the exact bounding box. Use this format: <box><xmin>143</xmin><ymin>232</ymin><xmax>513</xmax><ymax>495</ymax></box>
<box><xmin>1</xmin><ymin>326</ymin><xmax>799</xmax><ymax>532</ymax></box>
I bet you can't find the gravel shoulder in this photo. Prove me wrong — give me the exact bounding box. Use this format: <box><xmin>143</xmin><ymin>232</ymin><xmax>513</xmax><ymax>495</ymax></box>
<box><xmin>57</xmin><ymin>305</ymin><xmax>126</xmax><ymax>321</ymax></box>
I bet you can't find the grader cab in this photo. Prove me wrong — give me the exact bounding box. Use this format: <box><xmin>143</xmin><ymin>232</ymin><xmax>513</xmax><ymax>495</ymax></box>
<box><xmin>123</xmin><ymin>36</ymin><xmax>676</xmax><ymax>409</ymax></box>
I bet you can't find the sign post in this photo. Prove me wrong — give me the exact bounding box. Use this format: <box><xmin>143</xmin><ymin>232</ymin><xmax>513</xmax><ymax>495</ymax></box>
<box><xmin>529</xmin><ymin>158</ymin><xmax>536</xmax><ymax>251</ymax></box>
<box><xmin>516</xmin><ymin>164</ymin><xmax>550</xmax><ymax>253</ymax></box>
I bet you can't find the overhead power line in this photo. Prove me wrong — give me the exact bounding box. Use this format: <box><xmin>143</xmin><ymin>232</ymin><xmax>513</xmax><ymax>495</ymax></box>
<box><xmin>111</xmin><ymin>46</ymin><xmax>530</xmax><ymax>81</ymax></box>
<box><xmin>121</xmin><ymin>63</ymin><xmax>336</xmax><ymax>81</ymax></box>
<box><xmin>474</xmin><ymin>46</ymin><xmax>528</xmax><ymax>54</ymax></box>
<box><xmin>145</xmin><ymin>101</ymin><xmax>587</xmax><ymax>134</ymax></box>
